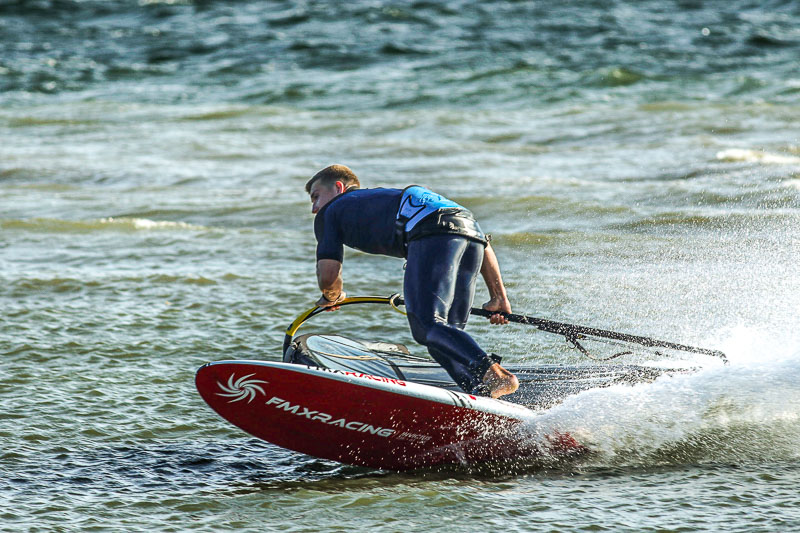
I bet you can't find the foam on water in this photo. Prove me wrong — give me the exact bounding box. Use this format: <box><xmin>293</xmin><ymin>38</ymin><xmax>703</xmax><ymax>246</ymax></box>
<box><xmin>716</xmin><ymin>148</ymin><xmax>800</xmax><ymax>165</ymax></box>
<box><xmin>0</xmin><ymin>216</ymin><xmax>206</xmax><ymax>233</ymax></box>
<box><xmin>524</xmin><ymin>327</ymin><xmax>800</xmax><ymax>467</ymax></box>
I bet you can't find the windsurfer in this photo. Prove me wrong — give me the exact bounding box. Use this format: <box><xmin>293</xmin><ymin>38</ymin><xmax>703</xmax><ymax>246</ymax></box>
<box><xmin>305</xmin><ymin>164</ymin><xmax>519</xmax><ymax>399</ymax></box>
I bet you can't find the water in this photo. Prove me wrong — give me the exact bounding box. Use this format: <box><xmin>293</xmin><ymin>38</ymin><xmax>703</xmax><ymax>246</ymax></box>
<box><xmin>2</xmin><ymin>0</ymin><xmax>799</xmax><ymax>530</ymax></box>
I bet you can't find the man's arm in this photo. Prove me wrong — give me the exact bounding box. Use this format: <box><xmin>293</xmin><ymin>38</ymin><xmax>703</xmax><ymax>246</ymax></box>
<box><xmin>316</xmin><ymin>259</ymin><xmax>345</xmax><ymax>309</ymax></box>
<box><xmin>480</xmin><ymin>243</ymin><xmax>511</xmax><ymax>324</ymax></box>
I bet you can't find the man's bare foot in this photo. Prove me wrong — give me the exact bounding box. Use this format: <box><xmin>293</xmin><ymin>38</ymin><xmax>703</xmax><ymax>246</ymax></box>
<box><xmin>482</xmin><ymin>363</ymin><xmax>519</xmax><ymax>398</ymax></box>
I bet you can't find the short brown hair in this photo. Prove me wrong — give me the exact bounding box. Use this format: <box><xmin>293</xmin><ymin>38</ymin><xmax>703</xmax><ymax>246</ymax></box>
<box><xmin>305</xmin><ymin>164</ymin><xmax>361</xmax><ymax>193</ymax></box>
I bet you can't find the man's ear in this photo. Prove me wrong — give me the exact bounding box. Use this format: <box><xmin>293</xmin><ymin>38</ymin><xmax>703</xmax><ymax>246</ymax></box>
<box><xmin>335</xmin><ymin>181</ymin><xmax>345</xmax><ymax>194</ymax></box>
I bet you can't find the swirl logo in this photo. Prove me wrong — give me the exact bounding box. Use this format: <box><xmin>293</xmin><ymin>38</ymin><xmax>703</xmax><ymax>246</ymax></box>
<box><xmin>216</xmin><ymin>373</ymin><xmax>268</xmax><ymax>404</ymax></box>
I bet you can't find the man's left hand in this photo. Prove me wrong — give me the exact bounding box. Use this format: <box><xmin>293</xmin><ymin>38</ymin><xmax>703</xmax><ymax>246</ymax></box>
<box><xmin>316</xmin><ymin>291</ymin><xmax>346</xmax><ymax>311</ymax></box>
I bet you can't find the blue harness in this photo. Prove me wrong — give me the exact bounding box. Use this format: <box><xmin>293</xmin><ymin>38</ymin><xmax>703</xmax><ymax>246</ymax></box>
<box><xmin>395</xmin><ymin>186</ymin><xmax>460</xmax><ymax>232</ymax></box>
<box><xmin>394</xmin><ymin>186</ymin><xmax>486</xmax><ymax>254</ymax></box>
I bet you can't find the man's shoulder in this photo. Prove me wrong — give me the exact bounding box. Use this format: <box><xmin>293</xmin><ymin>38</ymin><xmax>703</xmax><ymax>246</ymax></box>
<box><xmin>331</xmin><ymin>187</ymin><xmax>403</xmax><ymax>206</ymax></box>
<box><xmin>317</xmin><ymin>187</ymin><xmax>401</xmax><ymax>218</ymax></box>
<box><xmin>349</xmin><ymin>187</ymin><xmax>403</xmax><ymax>197</ymax></box>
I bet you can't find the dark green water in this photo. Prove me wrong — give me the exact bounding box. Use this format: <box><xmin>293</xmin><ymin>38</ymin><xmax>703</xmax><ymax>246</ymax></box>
<box><xmin>2</xmin><ymin>1</ymin><xmax>799</xmax><ymax>530</ymax></box>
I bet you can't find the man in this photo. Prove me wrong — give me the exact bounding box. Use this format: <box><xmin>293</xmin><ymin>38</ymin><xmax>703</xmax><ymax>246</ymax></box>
<box><xmin>306</xmin><ymin>164</ymin><xmax>519</xmax><ymax>399</ymax></box>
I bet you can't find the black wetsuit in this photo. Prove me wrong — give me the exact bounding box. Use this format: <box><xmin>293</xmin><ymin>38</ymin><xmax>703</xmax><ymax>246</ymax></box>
<box><xmin>313</xmin><ymin>186</ymin><xmax>495</xmax><ymax>394</ymax></box>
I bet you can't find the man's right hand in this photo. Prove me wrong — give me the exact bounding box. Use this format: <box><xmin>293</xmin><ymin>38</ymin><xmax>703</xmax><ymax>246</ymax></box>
<box><xmin>482</xmin><ymin>297</ymin><xmax>511</xmax><ymax>325</ymax></box>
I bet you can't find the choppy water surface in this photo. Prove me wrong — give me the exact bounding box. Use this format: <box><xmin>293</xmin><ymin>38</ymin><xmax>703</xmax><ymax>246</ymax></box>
<box><xmin>2</xmin><ymin>1</ymin><xmax>799</xmax><ymax>531</ymax></box>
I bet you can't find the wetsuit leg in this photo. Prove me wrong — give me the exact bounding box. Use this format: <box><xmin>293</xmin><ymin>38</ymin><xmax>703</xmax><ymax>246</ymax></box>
<box><xmin>404</xmin><ymin>235</ymin><xmax>494</xmax><ymax>394</ymax></box>
<box><xmin>448</xmin><ymin>239</ymin><xmax>483</xmax><ymax>329</ymax></box>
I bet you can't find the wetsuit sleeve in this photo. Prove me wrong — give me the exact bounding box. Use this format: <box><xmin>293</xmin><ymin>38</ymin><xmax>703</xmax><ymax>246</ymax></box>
<box><xmin>314</xmin><ymin>208</ymin><xmax>344</xmax><ymax>262</ymax></box>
